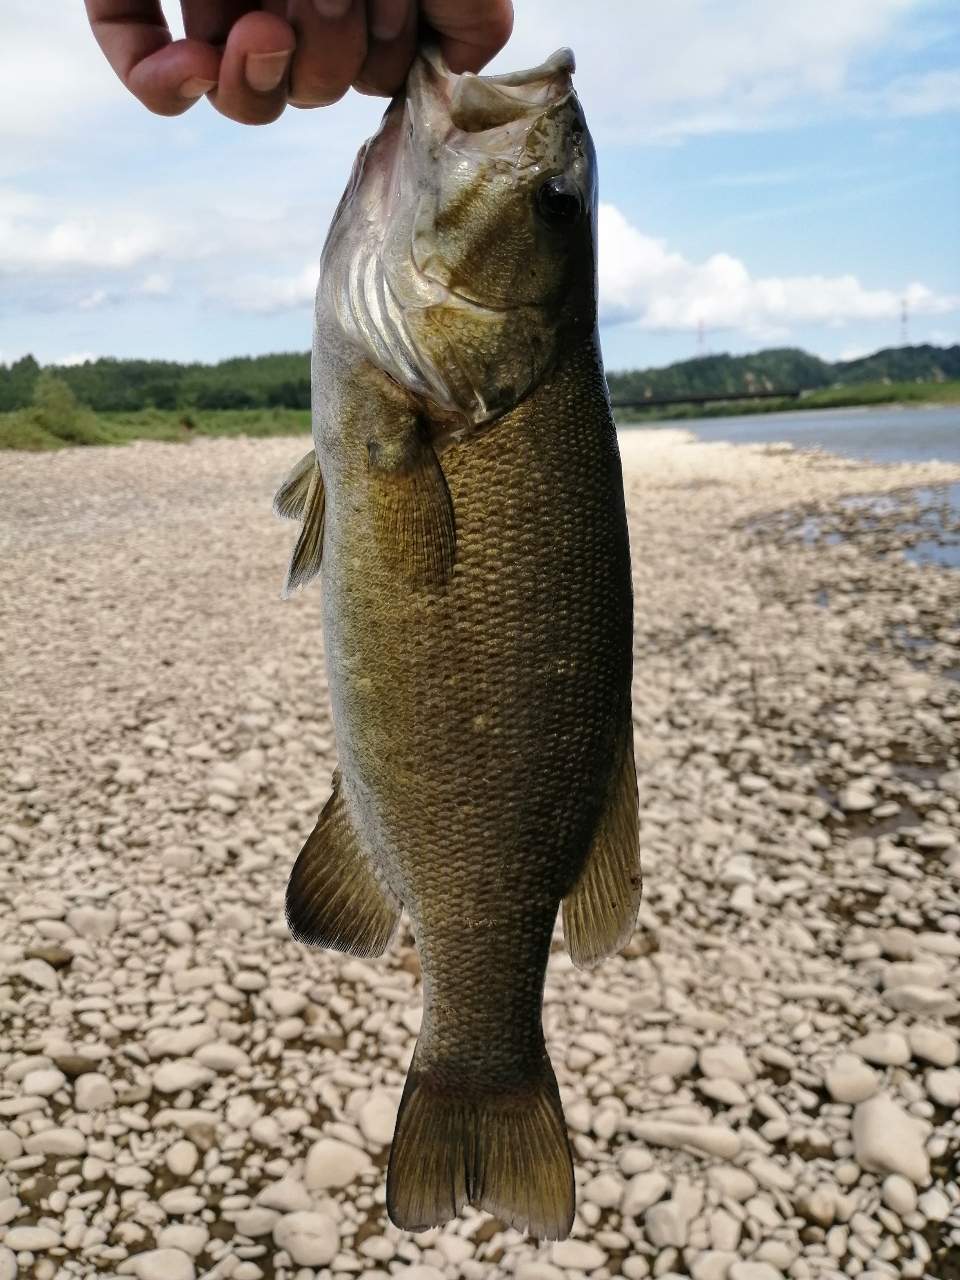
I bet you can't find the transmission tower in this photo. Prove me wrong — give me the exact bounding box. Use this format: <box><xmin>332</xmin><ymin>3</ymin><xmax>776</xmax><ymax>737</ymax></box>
<box><xmin>696</xmin><ymin>319</ymin><xmax>705</xmax><ymax>359</ymax></box>
<box><xmin>900</xmin><ymin>298</ymin><xmax>909</xmax><ymax>347</ymax></box>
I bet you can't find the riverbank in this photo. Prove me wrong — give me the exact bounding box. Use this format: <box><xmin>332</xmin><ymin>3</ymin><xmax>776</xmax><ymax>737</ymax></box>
<box><xmin>3</xmin><ymin>380</ymin><xmax>959</xmax><ymax>451</ymax></box>
<box><xmin>613</xmin><ymin>380</ymin><xmax>960</xmax><ymax>424</ymax></box>
<box><xmin>1</xmin><ymin>432</ymin><xmax>959</xmax><ymax>1280</ymax></box>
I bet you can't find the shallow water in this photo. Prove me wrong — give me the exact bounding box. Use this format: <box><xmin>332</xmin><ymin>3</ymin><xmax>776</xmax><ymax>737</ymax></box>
<box><xmin>637</xmin><ymin>403</ymin><xmax>960</xmax><ymax>466</ymax></box>
<box><xmin>634</xmin><ymin>404</ymin><xmax>960</xmax><ymax>568</ymax></box>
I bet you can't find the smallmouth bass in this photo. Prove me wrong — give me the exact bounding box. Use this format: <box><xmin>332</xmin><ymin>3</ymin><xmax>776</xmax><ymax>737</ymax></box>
<box><xmin>276</xmin><ymin>44</ymin><xmax>640</xmax><ymax>1240</ymax></box>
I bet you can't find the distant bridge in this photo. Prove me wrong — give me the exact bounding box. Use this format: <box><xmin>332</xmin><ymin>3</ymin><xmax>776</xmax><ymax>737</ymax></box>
<box><xmin>608</xmin><ymin>387</ymin><xmax>804</xmax><ymax>411</ymax></box>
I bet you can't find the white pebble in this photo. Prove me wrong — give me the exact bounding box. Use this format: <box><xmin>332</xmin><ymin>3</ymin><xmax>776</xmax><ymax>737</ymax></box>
<box><xmin>851</xmin><ymin>1031</ymin><xmax>910</xmax><ymax>1066</ymax></box>
<box><xmin>852</xmin><ymin>1094</ymin><xmax>930</xmax><ymax>1186</ymax></box>
<box><xmin>74</xmin><ymin>1072</ymin><xmax>117</xmax><ymax>1112</ymax></box>
<box><xmin>122</xmin><ymin>1247</ymin><xmax>195</xmax><ymax>1280</ymax></box>
<box><xmin>622</xmin><ymin>1171</ymin><xmax>669</xmax><ymax>1217</ymax></box>
<box><xmin>549</xmin><ymin>1239</ymin><xmax>607</xmax><ymax>1270</ymax></box>
<box><xmin>908</xmin><ymin>1025</ymin><xmax>958</xmax><ymax>1067</ymax></box>
<box><xmin>153</xmin><ymin>1059</ymin><xmax>215</xmax><ymax>1094</ymax></box>
<box><xmin>272</xmin><ymin>1211</ymin><xmax>340</xmax><ymax>1266</ymax></box>
<box><xmin>825</xmin><ymin>1053</ymin><xmax>878</xmax><ymax>1104</ymax></box>
<box><xmin>698</xmin><ymin>1043</ymin><xmax>755</xmax><ymax>1084</ymax></box>
<box><xmin>21</xmin><ymin>1068</ymin><xmax>65</xmax><ymax>1097</ymax></box>
<box><xmin>304</xmin><ymin>1137</ymin><xmax>372</xmax><ymax>1190</ymax></box>
<box><xmin>357</xmin><ymin>1089</ymin><xmax>399</xmax><ymax>1146</ymax></box>
<box><xmin>165</xmin><ymin>1139</ymin><xmax>199</xmax><ymax>1177</ymax></box>
<box><xmin>157</xmin><ymin>1224</ymin><xmax>209</xmax><ymax>1256</ymax></box>
<box><xmin>926</xmin><ymin>1066</ymin><xmax>960</xmax><ymax>1107</ymax></box>
<box><xmin>881</xmin><ymin>1174</ymin><xmax>917</xmax><ymax>1216</ymax></box>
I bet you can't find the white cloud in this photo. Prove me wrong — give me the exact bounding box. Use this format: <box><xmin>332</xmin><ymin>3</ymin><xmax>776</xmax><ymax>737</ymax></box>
<box><xmin>597</xmin><ymin>204</ymin><xmax>957</xmax><ymax>336</ymax></box>
<box><xmin>140</xmin><ymin>274</ymin><xmax>172</xmax><ymax>296</ymax></box>
<box><xmin>0</xmin><ymin>0</ymin><xmax>126</xmax><ymax>150</ymax></box>
<box><xmin>491</xmin><ymin>0</ymin><xmax>954</xmax><ymax>140</ymax></box>
<box><xmin>210</xmin><ymin>264</ymin><xmax>319</xmax><ymax>313</ymax></box>
<box><xmin>0</xmin><ymin>192</ymin><xmax>326</xmax><ymax>277</ymax></box>
<box><xmin>55</xmin><ymin>351</ymin><xmax>96</xmax><ymax>366</ymax></box>
<box><xmin>78</xmin><ymin>290</ymin><xmax>112</xmax><ymax>311</ymax></box>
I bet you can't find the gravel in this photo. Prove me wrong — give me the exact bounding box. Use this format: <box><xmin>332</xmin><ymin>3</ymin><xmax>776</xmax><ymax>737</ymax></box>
<box><xmin>1</xmin><ymin>429</ymin><xmax>960</xmax><ymax>1280</ymax></box>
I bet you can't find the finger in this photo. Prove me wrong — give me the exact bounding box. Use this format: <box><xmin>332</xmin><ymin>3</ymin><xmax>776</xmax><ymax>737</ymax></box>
<box><xmin>286</xmin><ymin>0</ymin><xmax>367</xmax><ymax>109</ymax></box>
<box><xmin>353</xmin><ymin>0</ymin><xmax>416</xmax><ymax>97</ymax></box>
<box><xmin>423</xmin><ymin>0</ymin><xmax>514</xmax><ymax>73</ymax></box>
<box><xmin>207</xmin><ymin>9</ymin><xmax>296</xmax><ymax>125</ymax></box>
<box><xmin>85</xmin><ymin>0</ymin><xmax>221</xmax><ymax>115</ymax></box>
<box><xmin>181</xmin><ymin>0</ymin><xmax>257</xmax><ymax>44</ymax></box>
<box><xmin>368</xmin><ymin>0</ymin><xmax>408</xmax><ymax>42</ymax></box>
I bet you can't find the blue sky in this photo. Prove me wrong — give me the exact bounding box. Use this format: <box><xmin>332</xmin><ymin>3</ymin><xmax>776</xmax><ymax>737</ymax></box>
<box><xmin>1</xmin><ymin>0</ymin><xmax>957</xmax><ymax>373</ymax></box>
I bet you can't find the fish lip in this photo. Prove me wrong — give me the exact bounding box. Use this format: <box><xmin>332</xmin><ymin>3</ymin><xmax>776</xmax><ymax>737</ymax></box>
<box><xmin>414</xmin><ymin>43</ymin><xmax>577</xmax><ymax>136</ymax></box>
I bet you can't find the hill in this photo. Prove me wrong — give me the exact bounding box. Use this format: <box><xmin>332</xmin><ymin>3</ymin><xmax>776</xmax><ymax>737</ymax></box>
<box><xmin>606</xmin><ymin>343</ymin><xmax>960</xmax><ymax>404</ymax></box>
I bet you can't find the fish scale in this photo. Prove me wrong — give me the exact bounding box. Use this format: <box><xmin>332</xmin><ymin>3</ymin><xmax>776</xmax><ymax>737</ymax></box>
<box><xmin>277</xmin><ymin>43</ymin><xmax>641</xmax><ymax>1240</ymax></box>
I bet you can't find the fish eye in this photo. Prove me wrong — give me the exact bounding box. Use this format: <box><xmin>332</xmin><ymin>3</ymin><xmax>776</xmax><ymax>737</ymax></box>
<box><xmin>535</xmin><ymin>176</ymin><xmax>583</xmax><ymax>229</ymax></box>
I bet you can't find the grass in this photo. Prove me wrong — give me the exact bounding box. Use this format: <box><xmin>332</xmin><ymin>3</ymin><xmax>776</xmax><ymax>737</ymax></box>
<box><xmin>2</xmin><ymin>375</ymin><xmax>958</xmax><ymax>451</ymax></box>
<box><xmin>612</xmin><ymin>379</ymin><xmax>960</xmax><ymax>424</ymax></box>
<box><xmin>0</xmin><ymin>395</ymin><xmax>311</xmax><ymax>452</ymax></box>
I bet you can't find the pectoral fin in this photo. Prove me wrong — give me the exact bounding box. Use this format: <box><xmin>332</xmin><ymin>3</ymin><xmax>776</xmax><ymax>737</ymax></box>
<box><xmin>280</xmin><ymin>456</ymin><xmax>325</xmax><ymax>598</ymax></box>
<box><xmin>562</xmin><ymin>722</ymin><xmax>641</xmax><ymax>969</ymax></box>
<box><xmin>286</xmin><ymin>772</ymin><xmax>400</xmax><ymax>957</ymax></box>
<box><xmin>367</xmin><ymin>428</ymin><xmax>455</xmax><ymax>589</ymax></box>
<box><xmin>274</xmin><ymin>450</ymin><xmax>317</xmax><ymax>521</ymax></box>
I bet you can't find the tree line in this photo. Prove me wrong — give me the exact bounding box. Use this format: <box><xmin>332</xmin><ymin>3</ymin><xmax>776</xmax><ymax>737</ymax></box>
<box><xmin>1</xmin><ymin>344</ymin><xmax>958</xmax><ymax>415</ymax></box>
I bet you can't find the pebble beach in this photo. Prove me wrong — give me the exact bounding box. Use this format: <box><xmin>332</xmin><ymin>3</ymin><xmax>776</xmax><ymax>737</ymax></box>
<box><xmin>1</xmin><ymin>427</ymin><xmax>960</xmax><ymax>1280</ymax></box>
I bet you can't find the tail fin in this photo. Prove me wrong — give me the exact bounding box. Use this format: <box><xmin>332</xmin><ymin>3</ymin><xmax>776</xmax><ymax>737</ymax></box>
<box><xmin>386</xmin><ymin>1058</ymin><xmax>574</xmax><ymax>1240</ymax></box>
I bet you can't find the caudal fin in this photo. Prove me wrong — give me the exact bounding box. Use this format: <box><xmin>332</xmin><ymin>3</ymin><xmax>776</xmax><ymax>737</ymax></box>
<box><xmin>386</xmin><ymin>1058</ymin><xmax>574</xmax><ymax>1240</ymax></box>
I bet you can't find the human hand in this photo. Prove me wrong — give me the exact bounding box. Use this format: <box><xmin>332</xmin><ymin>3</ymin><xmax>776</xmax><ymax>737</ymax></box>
<box><xmin>85</xmin><ymin>1</ymin><xmax>514</xmax><ymax>126</ymax></box>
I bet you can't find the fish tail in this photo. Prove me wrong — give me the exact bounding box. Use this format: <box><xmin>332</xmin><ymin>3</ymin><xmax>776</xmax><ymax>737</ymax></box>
<box><xmin>386</xmin><ymin>1055</ymin><xmax>574</xmax><ymax>1240</ymax></box>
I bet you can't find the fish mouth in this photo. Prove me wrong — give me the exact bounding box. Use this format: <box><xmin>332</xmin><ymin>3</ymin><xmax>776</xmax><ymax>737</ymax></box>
<box><xmin>417</xmin><ymin>45</ymin><xmax>576</xmax><ymax>136</ymax></box>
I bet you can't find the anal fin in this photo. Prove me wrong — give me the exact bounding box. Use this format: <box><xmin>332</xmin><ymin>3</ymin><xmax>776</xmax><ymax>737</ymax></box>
<box><xmin>367</xmin><ymin>428</ymin><xmax>455</xmax><ymax>589</ymax></box>
<box><xmin>286</xmin><ymin>772</ymin><xmax>400</xmax><ymax>957</ymax></box>
<box><xmin>562</xmin><ymin>721</ymin><xmax>641</xmax><ymax>969</ymax></box>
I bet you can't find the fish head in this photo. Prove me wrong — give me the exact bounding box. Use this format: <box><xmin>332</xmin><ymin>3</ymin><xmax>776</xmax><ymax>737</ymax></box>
<box><xmin>320</xmin><ymin>46</ymin><xmax>598</xmax><ymax>426</ymax></box>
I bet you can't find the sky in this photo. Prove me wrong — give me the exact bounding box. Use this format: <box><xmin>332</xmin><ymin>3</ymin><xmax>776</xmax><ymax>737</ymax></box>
<box><xmin>1</xmin><ymin>0</ymin><xmax>958</xmax><ymax>374</ymax></box>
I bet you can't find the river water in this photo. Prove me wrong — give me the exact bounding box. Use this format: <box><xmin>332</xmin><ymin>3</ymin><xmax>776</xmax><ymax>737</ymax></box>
<box><xmin>656</xmin><ymin>403</ymin><xmax>960</xmax><ymax>466</ymax></box>
<box><xmin>622</xmin><ymin>403</ymin><xmax>960</xmax><ymax>568</ymax></box>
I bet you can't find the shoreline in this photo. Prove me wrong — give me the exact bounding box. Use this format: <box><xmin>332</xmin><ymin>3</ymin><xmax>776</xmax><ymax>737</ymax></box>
<box><xmin>2</xmin><ymin>432</ymin><xmax>960</xmax><ymax>1279</ymax></box>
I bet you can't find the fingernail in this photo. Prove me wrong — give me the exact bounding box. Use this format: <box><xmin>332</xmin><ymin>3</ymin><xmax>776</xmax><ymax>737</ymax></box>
<box><xmin>371</xmin><ymin>16</ymin><xmax>405</xmax><ymax>40</ymax></box>
<box><xmin>313</xmin><ymin>0</ymin><xmax>353</xmax><ymax>18</ymax></box>
<box><xmin>245</xmin><ymin>49</ymin><xmax>292</xmax><ymax>93</ymax></box>
<box><xmin>179</xmin><ymin>77</ymin><xmax>217</xmax><ymax>100</ymax></box>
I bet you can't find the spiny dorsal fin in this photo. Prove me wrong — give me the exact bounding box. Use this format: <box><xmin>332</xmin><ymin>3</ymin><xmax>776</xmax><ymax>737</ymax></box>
<box><xmin>285</xmin><ymin>771</ymin><xmax>400</xmax><ymax>958</ymax></box>
<box><xmin>562</xmin><ymin>721</ymin><xmax>641</xmax><ymax>969</ymax></box>
<box><xmin>274</xmin><ymin>449</ymin><xmax>318</xmax><ymax>521</ymax></box>
<box><xmin>387</xmin><ymin>1054</ymin><xmax>574</xmax><ymax>1240</ymax></box>
<box><xmin>367</xmin><ymin>429</ymin><xmax>455</xmax><ymax>589</ymax></box>
<box><xmin>282</xmin><ymin>459</ymin><xmax>326</xmax><ymax>598</ymax></box>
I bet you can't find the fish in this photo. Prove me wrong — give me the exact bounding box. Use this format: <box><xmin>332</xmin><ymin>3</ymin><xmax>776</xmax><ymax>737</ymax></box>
<box><xmin>275</xmin><ymin>43</ymin><xmax>640</xmax><ymax>1241</ymax></box>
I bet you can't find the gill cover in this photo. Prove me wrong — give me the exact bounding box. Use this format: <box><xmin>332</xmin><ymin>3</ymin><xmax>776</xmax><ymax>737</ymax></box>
<box><xmin>318</xmin><ymin>46</ymin><xmax>597</xmax><ymax>427</ymax></box>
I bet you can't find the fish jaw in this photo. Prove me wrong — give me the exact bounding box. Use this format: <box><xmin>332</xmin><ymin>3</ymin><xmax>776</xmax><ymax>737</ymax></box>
<box><xmin>316</xmin><ymin>45</ymin><xmax>598</xmax><ymax>427</ymax></box>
